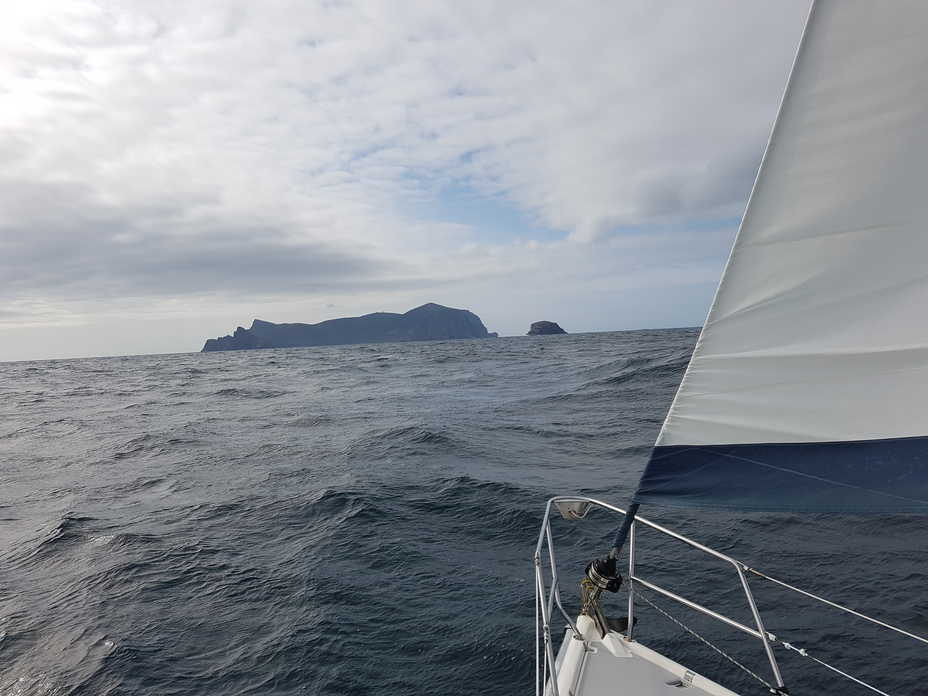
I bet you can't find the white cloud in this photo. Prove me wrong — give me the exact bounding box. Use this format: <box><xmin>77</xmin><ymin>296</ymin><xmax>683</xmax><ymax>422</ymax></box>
<box><xmin>0</xmin><ymin>0</ymin><xmax>808</xmax><ymax>360</ymax></box>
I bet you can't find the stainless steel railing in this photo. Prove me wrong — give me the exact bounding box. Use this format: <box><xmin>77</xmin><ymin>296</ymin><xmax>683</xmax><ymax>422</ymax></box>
<box><xmin>534</xmin><ymin>496</ymin><xmax>927</xmax><ymax>696</ymax></box>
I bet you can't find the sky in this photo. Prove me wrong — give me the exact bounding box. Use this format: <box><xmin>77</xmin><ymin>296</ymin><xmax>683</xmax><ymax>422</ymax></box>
<box><xmin>0</xmin><ymin>1</ymin><xmax>809</xmax><ymax>361</ymax></box>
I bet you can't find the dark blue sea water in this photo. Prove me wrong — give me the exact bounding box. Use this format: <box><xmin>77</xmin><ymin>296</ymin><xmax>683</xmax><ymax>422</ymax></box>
<box><xmin>1</xmin><ymin>330</ymin><xmax>925</xmax><ymax>696</ymax></box>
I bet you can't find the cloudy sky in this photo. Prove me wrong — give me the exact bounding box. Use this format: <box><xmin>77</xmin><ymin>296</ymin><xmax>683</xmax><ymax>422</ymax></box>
<box><xmin>1</xmin><ymin>1</ymin><xmax>809</xmax><ymax>361</ymax></box>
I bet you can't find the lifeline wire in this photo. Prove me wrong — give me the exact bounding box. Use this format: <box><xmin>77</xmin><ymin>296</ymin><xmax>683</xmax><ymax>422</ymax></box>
<box><xmin>634</xmin><ymin>585</ymin><xmax>897</xmax><ymax>696</ymax></box>
<box><xmin>743</xmin><ymin>565</ymin><xmax>928</xmax><ymax>646</ymax></box>
<box><xmin>635</xmin><ymin>589</ymin><xmax>775</xmax><ymax>693</ymax></box>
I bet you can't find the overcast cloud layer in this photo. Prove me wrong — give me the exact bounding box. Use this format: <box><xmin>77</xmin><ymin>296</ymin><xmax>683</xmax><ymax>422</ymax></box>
<box><xmin>1</xmin><ymin>1</ymin><xmax>808</xmax><ymax>360</ymax></box>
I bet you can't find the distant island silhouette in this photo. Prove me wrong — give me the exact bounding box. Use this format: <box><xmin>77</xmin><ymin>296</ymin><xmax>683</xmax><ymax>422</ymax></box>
<box><xmin>202</xmin><ymin>303</ymin><xmax>493</xmax><ymax>352</ymax></box>
<box><xmin>527</xmin><ymin>321</ymin><xmax>567</xmax><ymax>335</ymax></box>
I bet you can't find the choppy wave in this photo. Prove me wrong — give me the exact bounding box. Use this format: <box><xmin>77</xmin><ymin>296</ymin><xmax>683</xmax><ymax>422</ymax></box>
<box><xmin>0</xmin><ymin>329</ymin><xmax>925</xmax><ymax>695</ymax></box>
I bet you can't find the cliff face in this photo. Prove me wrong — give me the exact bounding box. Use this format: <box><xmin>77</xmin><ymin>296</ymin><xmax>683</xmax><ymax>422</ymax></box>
<box><xmin>527</xmin><ymin>321</ymin><xmax>567</xmax><ymax>335</ymax></box>
<box><xmin>202</xmin><ymin>303</ymin><xmax>490</xmax><ymax>352</ymax></box>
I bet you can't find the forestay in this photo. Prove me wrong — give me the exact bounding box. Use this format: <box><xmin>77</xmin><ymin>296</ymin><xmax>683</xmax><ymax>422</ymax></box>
<box><xmin>635</xmin><ymin>0</ymin><xmax>928</xmax><ymax>513</ymax></box>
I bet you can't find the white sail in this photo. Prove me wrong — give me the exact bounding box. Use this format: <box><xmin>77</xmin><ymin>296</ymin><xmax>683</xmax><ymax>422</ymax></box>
<box><xmin>636</xmin><ymin>0</ymin><xmax>928</xmax><ymax>512</ymax></box>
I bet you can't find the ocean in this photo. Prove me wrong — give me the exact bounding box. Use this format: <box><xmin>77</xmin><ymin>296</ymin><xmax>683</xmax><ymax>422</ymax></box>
<box><xmin>1</xmin><ymin>329</ymin><xmax>925</xmax><ymax>695</ymax></box>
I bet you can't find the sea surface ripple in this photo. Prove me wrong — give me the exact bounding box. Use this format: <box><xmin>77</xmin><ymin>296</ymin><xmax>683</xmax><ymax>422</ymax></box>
<box><xmin>1</xmin><ymin>330</ymin><xmax>925</xmax><ymax>695</ymax></box>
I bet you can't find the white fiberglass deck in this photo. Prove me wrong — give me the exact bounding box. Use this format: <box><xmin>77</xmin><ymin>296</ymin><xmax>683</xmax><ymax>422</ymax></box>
<box><xmin>552</xmin><ymin>616</ymin><xmax>739</xmax><ymax>696</ymax></box>
<box><xmin>535</xmin><ymin>497</ymin><xmax>927</xmax><ymax>696</ymax></box>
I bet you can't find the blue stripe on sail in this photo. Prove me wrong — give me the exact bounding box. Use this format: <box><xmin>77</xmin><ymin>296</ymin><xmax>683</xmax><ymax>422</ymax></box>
<box><xmin>633</xmin><ymin>436</ymin><xmax>928</xmax><ymax>513</ymax></box>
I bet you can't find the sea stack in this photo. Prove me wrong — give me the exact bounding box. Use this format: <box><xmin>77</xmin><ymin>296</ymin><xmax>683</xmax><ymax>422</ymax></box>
<box><xmin>527</xmin><ymin>321</ymin><xmax>567</xmax><ymax>335</ymax></box>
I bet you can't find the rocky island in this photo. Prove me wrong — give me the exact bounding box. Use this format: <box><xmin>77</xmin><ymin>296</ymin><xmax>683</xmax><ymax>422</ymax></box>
<box><xmin>202</xmin><ymin>303</ymin><xmax>492</xmax><ymax>352</ymax></box>
<box><xmin>527</xmin><ymin>321</ymin><xmax>567</xmax><ymax>335</ymax></box>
